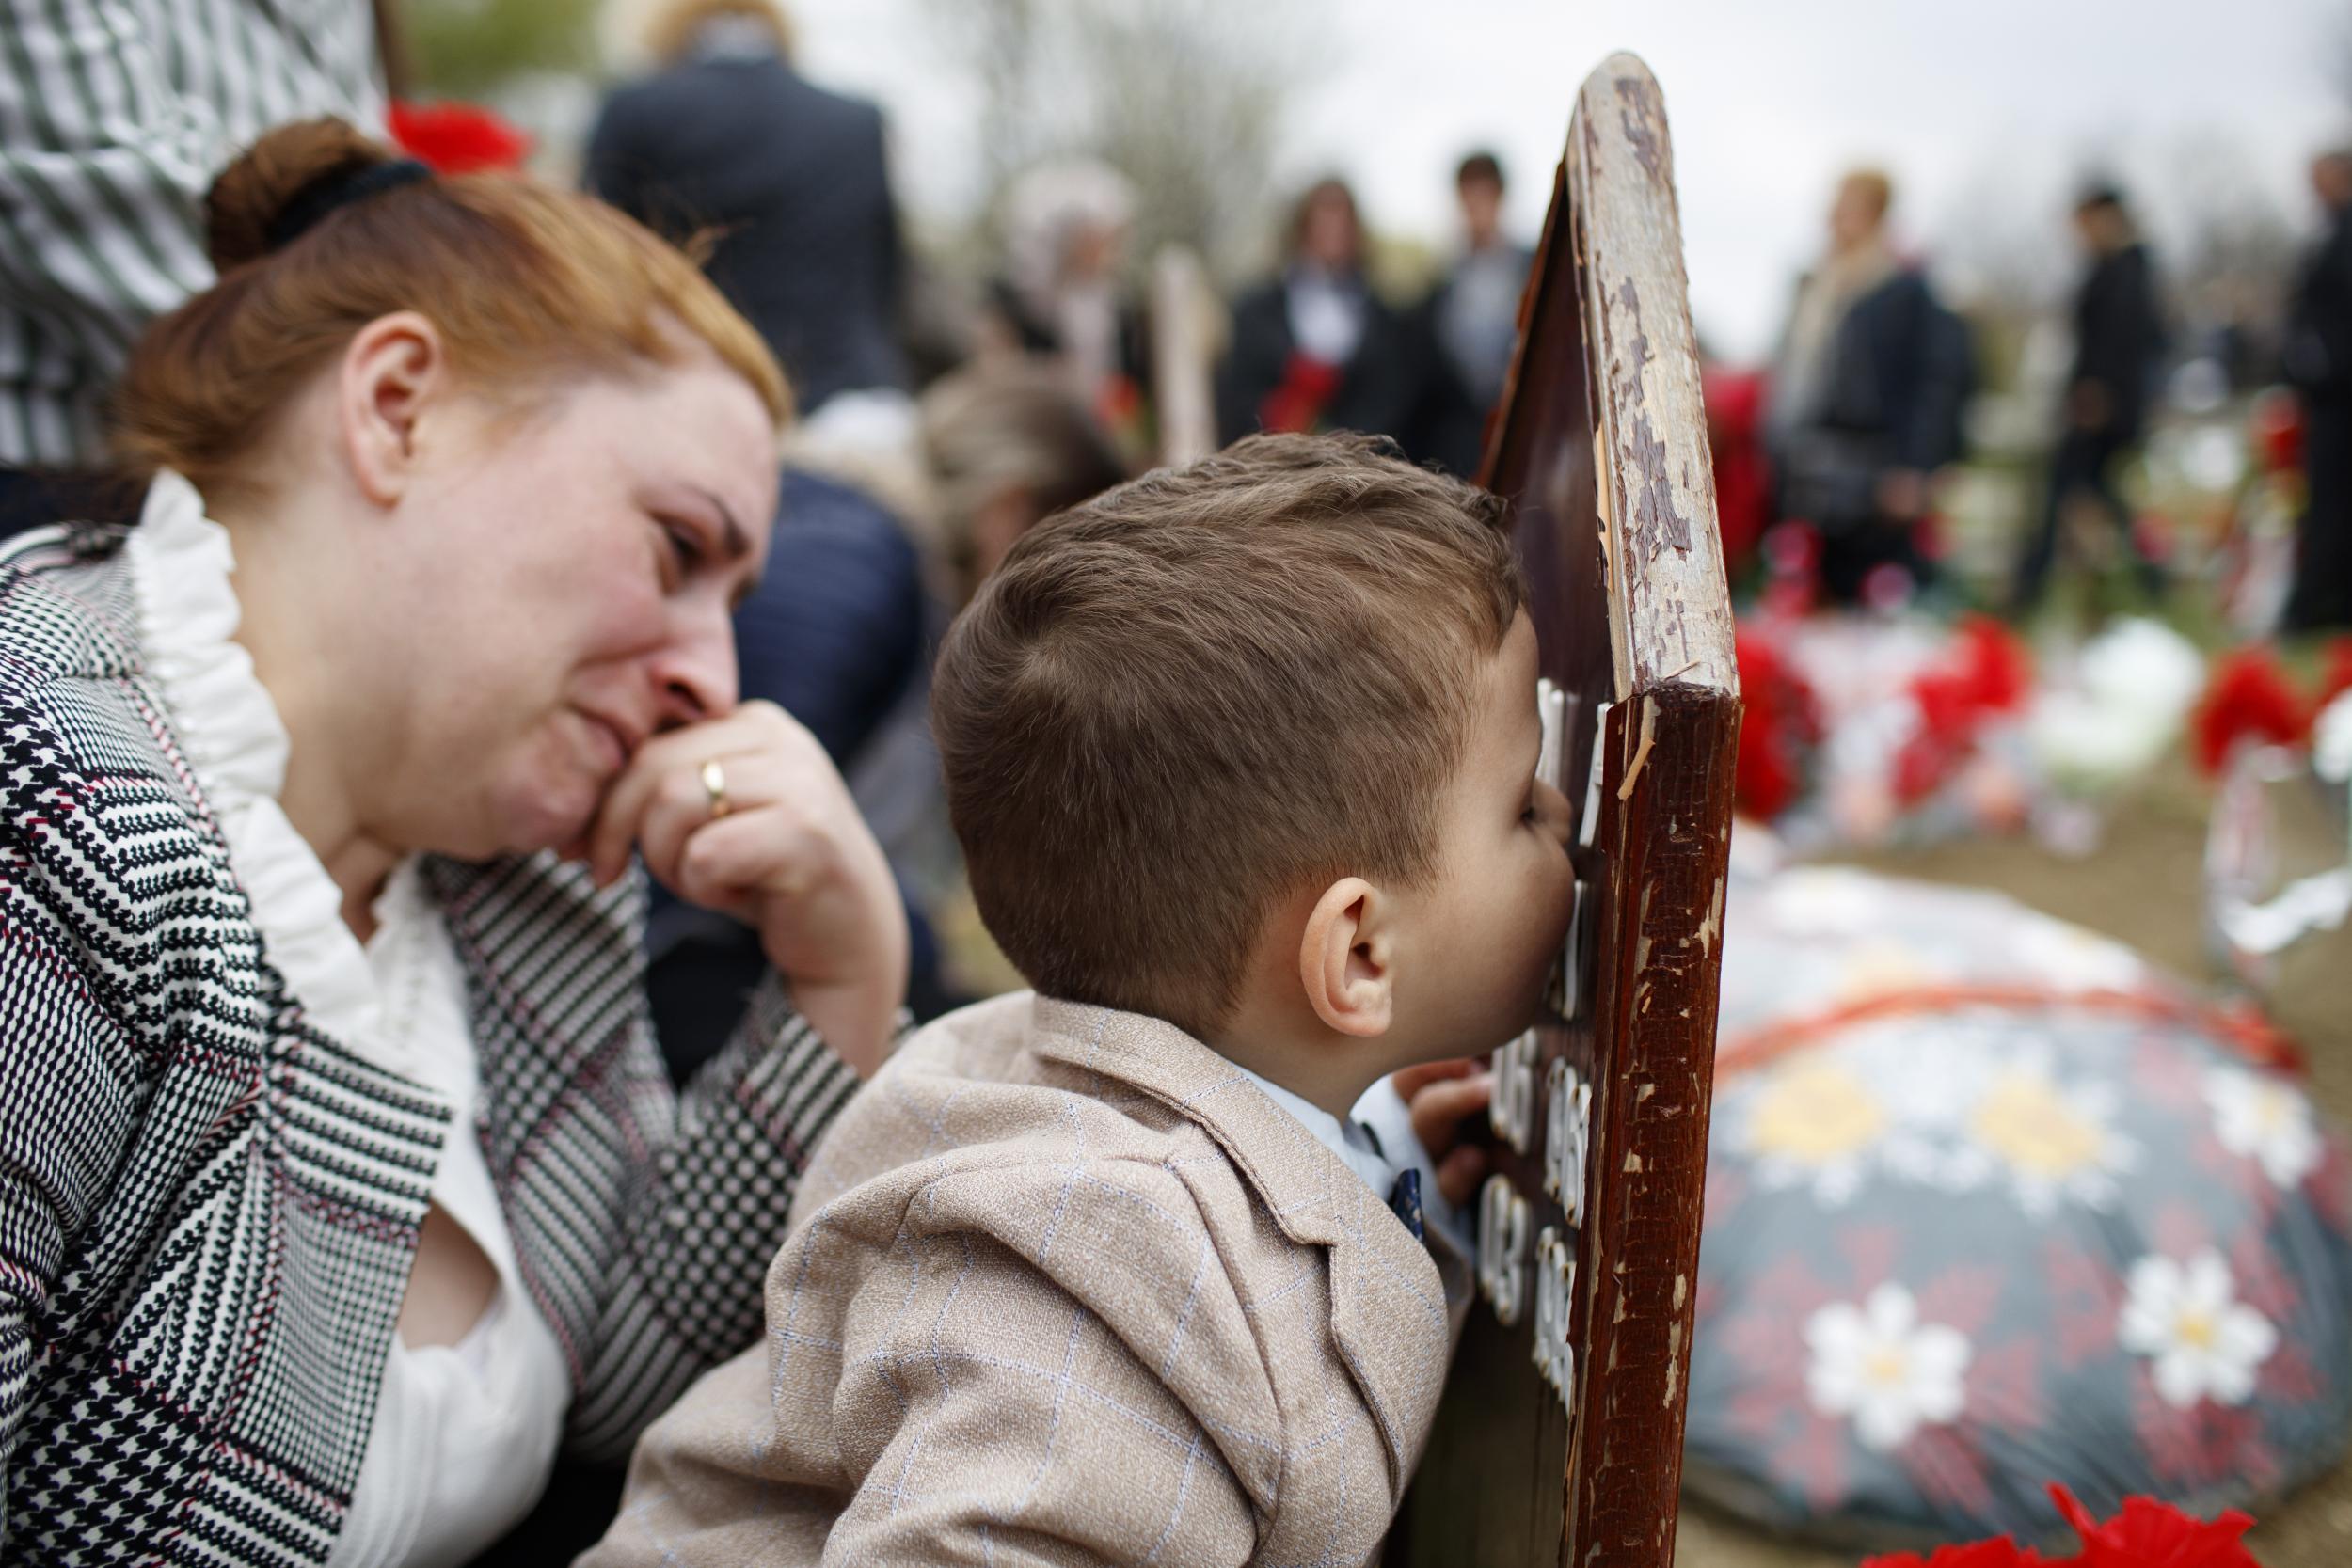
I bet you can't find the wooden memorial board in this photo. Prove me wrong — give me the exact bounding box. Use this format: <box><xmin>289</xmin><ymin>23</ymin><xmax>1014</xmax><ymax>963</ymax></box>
<box><xmin>1389</xmin><ymin>54</ymin><xmax>1740</xmax><ymax>1568</ymax></box>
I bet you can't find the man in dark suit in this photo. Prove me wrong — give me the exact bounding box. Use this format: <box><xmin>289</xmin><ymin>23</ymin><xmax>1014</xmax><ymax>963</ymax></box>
<box><xmin>1417</xmin><ymin>150</ymin><xmax>1534</xmax><ymax>477</ymax></box>
<box><xmin>1216</xmin><ymin>178</ymin><xmax>1425</xmax><ymax>453</ymax></box>
<box><xmin>2012</xmin><ymin>184</ymin><xmax>2167</xmax><ymax>608</ymax></box>
<box><xmin>585</xmin><ymin>0</ymin><xmax>906</xmax><ymax>415</ymax></box>
<box><xmin>2284</xmin><ymin>150</ymin><xmax>2352</xmax><ymax>632</ymax></box>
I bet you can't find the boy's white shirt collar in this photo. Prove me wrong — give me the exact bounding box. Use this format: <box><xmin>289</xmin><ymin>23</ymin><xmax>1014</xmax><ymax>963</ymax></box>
<box><xmin>1354</xmin><ymin>1074</ymin><xmax>1476</xmax><ymax>1257</ymax></box>
<box><xmin>1232</xmin><ymin>1067</ymin><xmax>1476</xmax><ymax>1258</ymax></box>
<box><xmin>1234</xmin><ymin>1065</ymin><xmax>1397</xmax><ymax>1196</ymax></box>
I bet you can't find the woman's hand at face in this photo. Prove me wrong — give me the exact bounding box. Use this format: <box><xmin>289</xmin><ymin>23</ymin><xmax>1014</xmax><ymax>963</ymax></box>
<box><xmin>585</xmin><ymin>701</ymin><xmax>907</xmax><ymax>1077</ymax></box>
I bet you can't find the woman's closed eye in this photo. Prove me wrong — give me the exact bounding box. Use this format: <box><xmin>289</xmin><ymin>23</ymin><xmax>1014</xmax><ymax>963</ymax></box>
<box><xmin>654</xmin><ymin>516</ymin><xmax>706</xmax><ymax>589</ymax></box>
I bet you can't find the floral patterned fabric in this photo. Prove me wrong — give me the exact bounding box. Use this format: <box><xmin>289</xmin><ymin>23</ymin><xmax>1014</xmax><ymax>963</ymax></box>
<box><xmin>1686</xmin><ymin>859</ymin><xmax>2352</xmax><ymax>1548</ymax></box>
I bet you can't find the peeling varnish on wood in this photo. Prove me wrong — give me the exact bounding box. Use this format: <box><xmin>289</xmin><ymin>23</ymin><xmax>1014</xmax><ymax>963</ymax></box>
<box><xmin>1692</xmin><ymin>874</ymin><xmax>1724</xmax><ymax>953</ymax></box>
<box><xmin>1616</xmin><ymin>697</ymin><xmax>1657</xmax><ymax>800</ymax></box>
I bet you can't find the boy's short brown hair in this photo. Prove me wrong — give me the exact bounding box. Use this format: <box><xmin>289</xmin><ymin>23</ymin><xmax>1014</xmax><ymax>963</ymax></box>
<box><xmin>931</xmin><ymin>432</ymin><xmax>1527</xmax><ymax>1039</ymax></box>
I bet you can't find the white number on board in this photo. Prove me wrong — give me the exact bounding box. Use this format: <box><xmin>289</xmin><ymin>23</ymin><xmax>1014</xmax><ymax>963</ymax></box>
<box><xmin>1532</xmin><ymin>1225</ymin><xmax>1577</xmax><ymax>1410</ymax></box>
<box><xmin>1476</xmin><ymin>1174</ymin><xmax>1530</xmax><ymax>1326</ymax></box>
<box><xmin>1488</xmin><ymin>1029</ymin><xmax>1539</xmax><ymax>1153</ymax></box>
<box><xmin>1542</xmin><ymin>1057</ymin><xmax>1594</xmax><ymax>1225</ymax></box>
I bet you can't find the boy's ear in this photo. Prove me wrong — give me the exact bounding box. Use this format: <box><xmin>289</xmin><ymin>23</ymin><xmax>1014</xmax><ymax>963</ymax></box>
<box><xmin>1298</xmin><ymin>877</ymin><xmax>1392</xmax><ymax>1038</ymax></box>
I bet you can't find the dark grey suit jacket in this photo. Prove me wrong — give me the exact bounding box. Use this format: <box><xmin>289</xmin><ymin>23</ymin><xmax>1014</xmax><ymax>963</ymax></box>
<box><xmin>586</xmin><ymin>54</ymin><xmax>906</xmax><ymax>412</ymax></box>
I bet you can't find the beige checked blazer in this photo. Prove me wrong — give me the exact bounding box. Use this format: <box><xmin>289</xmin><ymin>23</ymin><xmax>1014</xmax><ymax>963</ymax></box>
<box><xmin>582</xmin><ymin>991</ymin><xmax>1469</xmax><ymax>1567</ymax></box>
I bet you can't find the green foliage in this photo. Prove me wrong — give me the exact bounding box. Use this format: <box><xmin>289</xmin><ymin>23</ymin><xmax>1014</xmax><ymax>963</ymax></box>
<box><xmin>403</xmin><ymin>0</ymin><xmax>603</xmax><ymax>98</ymax></box>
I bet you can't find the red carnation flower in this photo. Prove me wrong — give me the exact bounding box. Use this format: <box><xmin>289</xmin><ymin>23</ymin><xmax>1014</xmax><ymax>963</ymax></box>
<box><xmin>388</xmin><ymin>100</ymin><xmax>533</xmax><ymax>175</ymax></box>
<box><xmin>2047</xmin><ymin>1484</ymin><xmax>2259</xmax><ymax>1568</ymax></box>
<box><xmin>2193</xmin><ymin>646</ymin><xmax>2311</xmax><ymax>777</ymax></box>
<box><xmin>1860</xmin><ymin>1487</ymin><xmax>2261</xmax><ymax>1568</ymax></box>
<box><xmin>1892</xmin><ymin>615</ymin><xmax>2032</xmax><ymax>805</ymax></box>
<box><xmin>2250</xmin><ymin>389</ymin><xmax>2302</xmax><ymax>478</ymax></box>
<box><xmin>1733</xmin><ymin>626</ymin><xmax>1823</xmax><ymax>820</ymax></box>
<box><xmin>1259</xmin><ymin>352</ymin><xmax>1342</xmax><ymax>435</ymax></box>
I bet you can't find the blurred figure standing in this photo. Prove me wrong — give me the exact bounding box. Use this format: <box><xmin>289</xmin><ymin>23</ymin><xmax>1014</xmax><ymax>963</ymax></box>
<box><xmin>979</xmin><ymin>159</ymin><xmax>1150</xmax><ymax>454</ymax></box>
<box><xmin>2011</xmin><ymin>184</ymin><xmax>2168</xmax><ymax>610</ymax></box>
<box><xmin>1216</xmin><ymin>177</ymin><xmax>1421</xmax><ymax>449</ymax></box>
<box><xmin>1766</xmin><ymin>168</ymin><xmax>1972</xmax><ymax>605</ymax></box>
<box><xmin>1419</xmin><ymin>150</ymin><xmax>1534</xmax><ymax>477</ymax></box>
<box><xmin>2283</xmin><ymin>150</ymin><xmax>2352</xmax><ymax>632</ymax></box>
<box><xmin>585</xmin><ymin>0</ymin><xmax>906</xmax><ymax>420</ymax></box>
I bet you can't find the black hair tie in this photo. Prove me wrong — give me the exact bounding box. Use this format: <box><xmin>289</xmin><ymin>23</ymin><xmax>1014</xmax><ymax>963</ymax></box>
<box><xmin>265</xmin><ymin>157</ymin><xmax>433</xmax><ymax>253</ymax></box>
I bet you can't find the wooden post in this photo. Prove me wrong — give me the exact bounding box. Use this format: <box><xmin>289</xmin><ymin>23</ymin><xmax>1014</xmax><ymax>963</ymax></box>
<box><xmin>1390</xmin><ymin>54</ymin><xmax>1740</xmax><ymax>1568</ymax></box>
<box><xmin>1148</xmin><ymin>245</ymin><xmax>1218</xmax><ymax>467</ymax></box>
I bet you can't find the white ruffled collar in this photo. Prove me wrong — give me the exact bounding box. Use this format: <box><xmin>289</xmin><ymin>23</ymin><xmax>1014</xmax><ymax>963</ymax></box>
<box><xmin>126</xmin><ymin>470</ymin><xmax>390</xmax><ymax>1053</ymax></box>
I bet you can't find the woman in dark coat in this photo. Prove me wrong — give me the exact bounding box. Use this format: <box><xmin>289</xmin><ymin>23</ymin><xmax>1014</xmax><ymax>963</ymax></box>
<box><xmin>1216</xmin><ymin>178</ymin><xmax>1427</xmax><ymax>451</ymax></box>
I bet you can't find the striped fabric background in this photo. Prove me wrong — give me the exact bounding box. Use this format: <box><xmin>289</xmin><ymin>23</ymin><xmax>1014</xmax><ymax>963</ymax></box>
<box><xmin>0</xmin><ymin>0</ymin><xmax>384</xmax><ymax>462</ymax></box>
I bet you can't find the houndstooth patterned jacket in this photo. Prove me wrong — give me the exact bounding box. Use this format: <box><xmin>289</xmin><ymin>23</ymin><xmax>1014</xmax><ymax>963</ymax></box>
<box><xmin>0</xmin><ymin>520</ymin><xmax>863</xmax><ymax>1564</ymax></box>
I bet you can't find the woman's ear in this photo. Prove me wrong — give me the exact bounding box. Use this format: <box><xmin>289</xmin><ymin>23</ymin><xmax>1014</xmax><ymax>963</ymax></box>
<box><xmin>1297</xmin><ymin>877</ymin><xmax>1393</xmax><ymax>1039</ymax></box>
<box><xmin>339</xmin><ymin>310</ymin><xmax>447</xmax><ymax>508</ymax></box>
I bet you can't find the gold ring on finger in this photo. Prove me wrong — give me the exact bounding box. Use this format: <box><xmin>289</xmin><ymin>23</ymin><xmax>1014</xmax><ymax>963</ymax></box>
<box><xmin>699</xmin><ymin>757</ymin><xmax>732</xmax><ymax>820</ymax></box>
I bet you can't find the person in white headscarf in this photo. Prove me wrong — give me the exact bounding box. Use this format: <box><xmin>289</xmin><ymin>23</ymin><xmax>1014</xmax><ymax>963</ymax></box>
<box><xmin>981</xmin><ymin>158</ymin><xmax>1145</xmax><ymax>426</ymax></box>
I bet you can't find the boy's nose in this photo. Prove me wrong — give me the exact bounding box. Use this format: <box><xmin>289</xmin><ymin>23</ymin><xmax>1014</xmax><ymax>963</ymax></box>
<box><xmin>1537</xmin><ymin>777</ymin><xmax>1576</xmax><ymax>846</ymax></box>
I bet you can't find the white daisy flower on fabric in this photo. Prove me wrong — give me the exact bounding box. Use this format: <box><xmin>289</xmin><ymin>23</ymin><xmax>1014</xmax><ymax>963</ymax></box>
<box><xmin>1960</xmin><ymin>1050</ymin><xmax>2139</xmax><ymax>1217</ymax></box>
<box><xmin>2201</xmin><ymin>1065</ymin><xmax>2323</xmax><ymax>1189</ymax></box>
<box><xmin>1804</xmin><ymin>1282</ymin><xmax>1971</xmax><ymax>1450</ymax></box>
<box><xmin>2118</xmin><ymin>1251</ymin><xmax>2278</xmax><ymax>1409</ymax></box>
<box><xmin>1739</xmin><ymin>1058</ymin><xmax>1889</xmax><ymax>1206</ymax></box>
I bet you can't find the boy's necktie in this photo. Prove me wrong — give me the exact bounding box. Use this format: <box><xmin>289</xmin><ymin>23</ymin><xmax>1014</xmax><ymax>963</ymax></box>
<box><xmin>1387</xmin><ymin>1167</ymin><xmax>1425</xmax><ymax>1243</ymax></box>
<box><xmin>1355</xmin><ymin>1116</ymin><xmax>1427</xmax><ymax>1243</ymax></box>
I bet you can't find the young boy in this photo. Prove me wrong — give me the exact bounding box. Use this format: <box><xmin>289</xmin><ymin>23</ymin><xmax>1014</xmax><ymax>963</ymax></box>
<box><xmin>586</xmin><ymin>433</ymin><xmax>1578</xmax><ymax>1566</ymax></box>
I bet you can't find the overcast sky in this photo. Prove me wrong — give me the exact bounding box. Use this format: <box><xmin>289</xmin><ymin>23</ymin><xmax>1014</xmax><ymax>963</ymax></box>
<box><xmin>775</xmin><ymin>0</ymin><xmax>2348</xmax><ymax>361</ymax></box>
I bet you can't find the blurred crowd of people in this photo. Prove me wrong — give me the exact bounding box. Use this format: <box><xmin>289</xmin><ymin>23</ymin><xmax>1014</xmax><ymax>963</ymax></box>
<box><xmin>6</xmin><ymin>0</ymin><xmax>2349</xmax><ymax>1033</ymax></box>
<box><xmin>562</xmin><ymin>0</ymin><xmax>2352</xmax><ymax>650</ymax></box>
<box><xmin>15</xmin><ymin>0</ymin><xmax>2352</xmax><ymax>648</ymax></box>
<box><xmin>1731</xmin><ymin>150</ymin><xmax>2352</xmax><ymax>634</ymax></box>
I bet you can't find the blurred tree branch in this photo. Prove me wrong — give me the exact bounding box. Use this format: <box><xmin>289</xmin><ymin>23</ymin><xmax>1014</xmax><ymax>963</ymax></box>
<box><xmin>925</xmin><ymin>0</ymin><xmax>1326</xmax><ymax>283</ymax></box>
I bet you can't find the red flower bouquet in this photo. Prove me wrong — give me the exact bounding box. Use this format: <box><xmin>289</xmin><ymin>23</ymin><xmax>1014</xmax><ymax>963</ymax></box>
<box><xmin>1258</xmin><ymin>352</ymin><xmax>1342</xmax><ymax>436</ymax></box>
<box><xmin>1733</xmin><ymin>626</ymin><xmax>1824</xmax><ymax>820</ymax></box>
<box><xmin>1860</xmin><ymin>1486</ymin><xmax>2260</xmax><ymax>1568</ymax></box>
<box><xmin>388</xmin><ymin>101</ymin><xmax>533</xmax><ymax>175</ymax></box>
<box><xmin>2192</xmin><ymin>648</ymin><xmax>2311</xmax><ymax>777</ymax></box>
<box><xmin>1890</xmin><ymin>615</ymin><xmax>2031</xmax><ymax>806</ymax></box>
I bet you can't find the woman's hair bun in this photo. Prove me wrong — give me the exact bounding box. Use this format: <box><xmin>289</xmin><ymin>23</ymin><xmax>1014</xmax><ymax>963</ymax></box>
<box><xmin>204</xmin><ymin>118</ymin><xmax>394</xmax><ymax>272</ymax></box>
